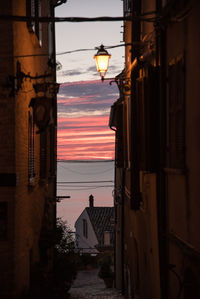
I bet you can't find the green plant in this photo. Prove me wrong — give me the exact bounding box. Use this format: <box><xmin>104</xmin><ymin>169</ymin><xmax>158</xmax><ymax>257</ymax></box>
<box><xmin>53</xmin><ymin>218</ymin><xmax>78</xmax><ymax>293</ymax></box>
<box><xmin>98</xmin><ymin>255</ymin><xmax>114</xmax><ymax>279</ymax></box>
<box><xmin>55</xmin><ymin>218</ymin><xmax>75</xmax><ymax>254</ymax></box>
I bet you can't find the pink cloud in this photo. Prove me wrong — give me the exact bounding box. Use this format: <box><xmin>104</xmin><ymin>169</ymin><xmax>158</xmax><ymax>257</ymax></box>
<box><xmin>57</xmin><ymin>80</ymin><xmax>117</xmax><ymax>160</ymax></box>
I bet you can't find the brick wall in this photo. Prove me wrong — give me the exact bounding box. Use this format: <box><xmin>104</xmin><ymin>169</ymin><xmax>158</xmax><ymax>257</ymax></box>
<box><xmin>0</xmin><ymin>0</ymin><xmax>56</xmax><ymax>297</ymax></box>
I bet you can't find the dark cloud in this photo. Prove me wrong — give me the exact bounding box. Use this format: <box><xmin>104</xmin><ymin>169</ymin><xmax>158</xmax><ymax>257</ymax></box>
<box><xmin>58</xmin><ymin>80</ymin><xmax>119</xmax><ymax>115</ymax></box>
<box><xmin>59</xmin><ymin>70</ymin><xmax>83</xmax><ymax>76</ymax></box>
<box><xmin>86</xmin><ymin>65</ymin><xmax>97</xmax><ymax>72</ymax></box>
<box><xmin>108</xmin><ymin>65</ymin><xmax>122</xmax><ymax>72</ymax></box>
<box><xmin>59</xmin><ymin>81</ymin><xmax>118</xmax><ymax>98</ymax></box>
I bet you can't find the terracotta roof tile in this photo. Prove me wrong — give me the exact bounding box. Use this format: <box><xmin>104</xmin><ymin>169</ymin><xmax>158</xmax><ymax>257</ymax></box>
<box><xmin>86</xmin><ymin>207</ymin><xmax>114</xmax><ymax>245</ymax></box>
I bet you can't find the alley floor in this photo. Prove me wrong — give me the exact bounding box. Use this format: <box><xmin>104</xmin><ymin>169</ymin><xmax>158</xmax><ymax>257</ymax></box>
<box><xmin>68</xmin><ymin>269</ymin><xmax>124</xmax><ymax>299</ymax></box>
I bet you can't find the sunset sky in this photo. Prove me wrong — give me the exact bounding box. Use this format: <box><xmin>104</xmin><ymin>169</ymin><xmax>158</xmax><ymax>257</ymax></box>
<box><xmin>57</xmin><ymin>80</ymin><xmax>119</xmax><ymax>160</ymax></box>
<box><xmin>56</xmin><ymin>0</ymin><xmax>124</xmax><ymax>83</ymax></box>
<box><xmin>56</xmin><ymin>0</ymin><xmax>124</xmax><ymax>161</ymax></box>
<box><xmin>55</xmin><ymin>0</ymin><xmax>124</xmax><ymax>227</ymax></box>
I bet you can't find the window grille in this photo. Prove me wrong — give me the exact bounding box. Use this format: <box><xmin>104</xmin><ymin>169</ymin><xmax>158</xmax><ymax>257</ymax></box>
<box><xmin>124</xmin><ymin>0</ymin><xmax>132</xmax><ymax>16</ymax></box>
<box><xmin>28</xmin><ymin>110</ymin><xmax>35</xmax><ymax>184</ymax></box>
<box><xmin>26</xmin><ymin>0</ymin><xmax>42</xmax><ymax>46</ymax></box>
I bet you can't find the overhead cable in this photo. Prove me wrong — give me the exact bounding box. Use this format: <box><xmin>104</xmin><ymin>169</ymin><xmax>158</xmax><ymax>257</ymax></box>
<box><xmin>0</xmin><ymin>14</ymin><xmax>158</xmax><ymax>23</ymax></box>
<box><xmin>57</xmin><ymin>180</ymin><xmax>114</xmax><ymax>184</ymax></box>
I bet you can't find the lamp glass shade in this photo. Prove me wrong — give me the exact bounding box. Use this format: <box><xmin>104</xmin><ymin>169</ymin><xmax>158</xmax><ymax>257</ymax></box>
<box><xmin>94</xmin><ymin>45</ymin><xmax>111</xmax><ymax>79</ymax></box>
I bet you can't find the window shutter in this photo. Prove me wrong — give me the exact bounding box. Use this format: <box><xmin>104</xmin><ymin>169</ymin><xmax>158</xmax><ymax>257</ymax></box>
<box><xmin>26</xmin><ymin>0</ymin><xmax>35</xmax><ymax>32</ymax></box>
<box><xmin>131</xmin><ymin>66</ymin><xmax>159</xmax><ymax>210</ymax></box>
<box><xmin>28</xmin><ymin>111</ymin><xmax>35</xmax><ymax>184</ymax></box>
<box><xmin>167</xmin><ymin>57</ymin><xmax>185</xmax><ymax>169</ymax></box>
<box><xmin>40</xmin><ymin>131</ymin><xmax>47</xmax><ymax>179</ymax></box>
<box><xmin>26</xmin><ymin>0</ymin><xmax>42</xmax><ymax>45</ymax></box>
<box><xmin>115</xmin><ymin>102</ymin><xmax>124</xmax><ymax>168</ymax></box>
<box><xmin>50</xmin><ymin>124</ymin><xmax>56</xmax><ymax>175</ymax></box>
<box><xmin>0</xmin><ymin>202</ymin><xmax>8</xmax><ymax>240</ymax></box>
<box><xmin>135</xmin><ymin>66</ymin><xmax>158</xmax><ymax>171</ymax></box>
<box><xmin>124</xmin><ymin>0</ymin><xmax>132</xmax><ymax>15</ymax></box>
<box><xmin>36</xmin><ymin>0</ymin><xmax>42</xmax><ymax>46</ymax></box>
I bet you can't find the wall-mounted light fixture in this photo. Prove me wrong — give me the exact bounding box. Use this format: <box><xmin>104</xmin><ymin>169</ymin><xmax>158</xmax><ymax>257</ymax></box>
<box><xmin>94</xmin><ymin>44</ymin><xmax>111</xmax><ymax>81</ymax></box>
<box><xmin>94</xmin><ymin>42</ymin><xmax>153</xmax><ymax>83</ymax></box>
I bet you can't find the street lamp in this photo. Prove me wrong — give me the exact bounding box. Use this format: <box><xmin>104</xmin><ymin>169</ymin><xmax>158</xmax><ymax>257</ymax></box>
<box><xmin>94</xmin><ymin>44</ymin><xmax>111</xmax><ymax>81</ymax></box>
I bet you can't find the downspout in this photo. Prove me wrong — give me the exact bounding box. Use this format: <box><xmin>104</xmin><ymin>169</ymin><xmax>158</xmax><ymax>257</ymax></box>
<box><xmin>51</xmin><ymin>0</ymin><xmax>58</xmax><ymax>278</ymax></box>
<box><xmin>109</xmin><ymin>92</ymin><xmax>125</xmax><ymax>293</ymax></box>
<box><xmin>155</xmin><ymin>0</ymin><xmax>168</xmax><ymax>298</ymax></box>
<box><xmin>121</xmin><ymin>167</ymin><xmax>125</xmax><ymax>294</ymax></box>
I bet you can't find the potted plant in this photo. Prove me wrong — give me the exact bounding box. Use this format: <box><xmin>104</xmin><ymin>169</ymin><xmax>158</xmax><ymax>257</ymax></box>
<box><xmin>98</xmin><ymin>255</ymin><xmax>114</xmax><ymax>288</ymax></box>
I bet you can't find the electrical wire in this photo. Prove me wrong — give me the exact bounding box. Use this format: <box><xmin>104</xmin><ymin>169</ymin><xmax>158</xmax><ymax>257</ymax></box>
<box><xmin>57</xmin><ymin>160</ymin><xmax>114</xmax><ymax>163</ymax></box>
<box><xmin>56</xmin><ymin>42</ymin><xmax>145</xmax><ymax>56</ymax></box>
<box><xmin>58</xmin><ymin>163</ymin><xmax>113</xmax><ymax>175</ymax></box>
<box><xmin>58</xmin><ymin>186</ymin><xmax>114</xmax><ymax>191</ymax></box>
<box><xmin>56</xmin><ymin>48</ymin><xmax>95</xmax><ymax>56</ymax></box>
<box><xmin>0</xmin><ymin>14</ymin><xmax>159</xmax><ymax>24</ymax></box>
<box><xmin>57</xmin><ymin>185</ymin><xmax>114</xmax><ymax>187</ymax></box>
<box><xmin>57</xmin><ymin>180</ymin><xmax>114</xmax><ymax>184</ymax></box>
<box><xmin>7</xmin><ymin>42</ymin><xmax>147</xmax><ymax>59</ymax></box>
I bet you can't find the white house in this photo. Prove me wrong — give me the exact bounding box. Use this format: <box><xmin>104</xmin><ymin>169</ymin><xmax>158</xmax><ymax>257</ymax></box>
<box><xmin>75</xmin><ymin>195</ymin><xmax>114</xmax><ymax>254</ymax></box>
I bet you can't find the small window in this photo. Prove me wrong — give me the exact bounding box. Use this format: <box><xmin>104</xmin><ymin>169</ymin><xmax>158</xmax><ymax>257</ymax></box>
<box><xmin>83</xmin><ymin>219</ymin><xmax>88</xmax><ymax>239</ymax></box>
<box><xmin>124</xmin><ymin>0</ymin><xmax>132</xmax><ymax>16</ymax></box>
<box><xmin>28</xmin><ymin>110</ymin><xmax>35</xmax><ymax>184</ymax></box>
<box><xmin>104</xmin><ymin>231</ymin><xmax>110</xmax><ymax>246</ymax></box>
<box><xmin>26</xmin><ymin>0</ymin><xmax>42</xmax><ymax>46</ymax></box>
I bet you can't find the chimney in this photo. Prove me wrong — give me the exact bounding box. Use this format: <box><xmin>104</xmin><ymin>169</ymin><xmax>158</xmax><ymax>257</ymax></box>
<box><xmin>89</xmin><ymin>194</ymin><xmax>94</xmax><ymax>208</ymax></box>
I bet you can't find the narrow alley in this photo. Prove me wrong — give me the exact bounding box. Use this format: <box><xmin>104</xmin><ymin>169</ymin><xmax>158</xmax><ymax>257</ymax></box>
<box><xmin>69</xmin><ymin>269</ymin><xmax>124</xmax><ymax>299</ymax></box>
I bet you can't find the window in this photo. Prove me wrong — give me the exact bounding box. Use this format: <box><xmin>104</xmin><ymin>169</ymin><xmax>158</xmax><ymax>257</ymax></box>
<box><xmin>40</xmin><ymin>131</ymin><xmax>47</xmax><ymax>179</ymax></box>
<box><xmin>104</xmin><ymin>231</ymin><xmax>110</xmax><ymax>246</ymax></box>
<box><xmin>26</xmin><ymin>0</ymin><xmax>42</xmax><ymax>46</ymax></box>
<box><xmin>83</xmin><ymin>219</ymin><xmax>88</xmax><ymax>239</ymax></box>
<box><xmin>135</xmin><ymin>66</ymin><xmax>158</xmax><ymax>172</ymax></box>
<box><xmin>124</xmin><ymin>0</ymin><xmax>132</xmax><ymax>16</ymax></box>
<box><xmin>131</xmin><ymin>66</ymin><xmax>158</xmax><ymax>210</ymax></box>
<box><xmin>28</xmin><ymin>110</ymin><xmax>35</xmax><ymax>184</ymax></box>
<box><xmin>0</xmin><ymin>202</ymin><xmax>8</xmax><ymax>241</ymax></box>
<box><xmin>166</xmin><ymin>56</ymin><xmax>185</xmax><ymax>169</ymax></box>
<box><xmin>50</xmin><ymin>124</ymin><xmax>56</xmax><ymax>176</ymax></box>
<box><xmin>115</xmin><ymin>101</ymin><xmax>125</xmax><ymax>168</ymax></box>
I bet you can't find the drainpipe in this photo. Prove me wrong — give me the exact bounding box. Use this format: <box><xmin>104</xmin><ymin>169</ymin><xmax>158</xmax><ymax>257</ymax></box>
<box><xmin>121</xmin><ymin>167</ymin><xmax>125</xmax><ymax>294</ymax></box>
<box><xmin>155</xmin><ymin>0</ymin><xmax>168</xmax><ymax>298</ymax></box>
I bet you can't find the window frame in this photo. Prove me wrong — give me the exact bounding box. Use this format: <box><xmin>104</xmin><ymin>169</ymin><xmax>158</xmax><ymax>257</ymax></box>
<box><xmin>83</xmin><ymin>219</ymin><xmax>88</xmax><ymax>239</ymax></box>
<box><xmin>166</xmin><ymin>55</ymin><xmax>185</xmax><ymax>170</ymax></box>
<box><xmin>26</xmin><ymin>0</ymin><xmax>42</xmax><ymax>46</ymax></box>
<box><xmin>0</xmin><ymin>202</ymin><xmax>8</xmax><ymax>241</ymax></box>
<box><xmin>28</xmin><ymin>110</ymin><xmax>35</xmax><ymax>185</ymax></box>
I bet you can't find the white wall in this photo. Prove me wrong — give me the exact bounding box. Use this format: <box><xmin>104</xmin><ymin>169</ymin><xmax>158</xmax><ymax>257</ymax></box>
<box><xmin>75</xmin><ymin>209</ymin><xmax>99</xmax><ymax>254</ymax></box>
